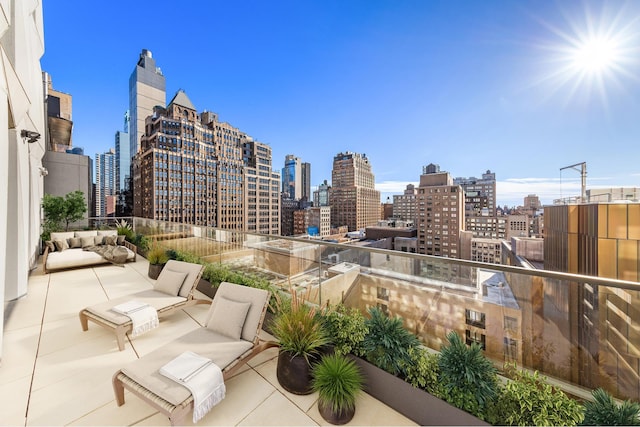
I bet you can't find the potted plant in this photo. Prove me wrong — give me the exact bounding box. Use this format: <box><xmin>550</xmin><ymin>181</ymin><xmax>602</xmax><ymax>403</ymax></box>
<box><xmin>312</xmin><ymin>353</ymin><xmax>364</xmax><ymax>425</ymax></box>
<box><xmin>271</xmin><ymin>287</ymin><xmax>328</xmax><ymax>394</ymax></box>
<box><xmin>147</xmin><ymin>245</ymin><xmax>169</xmax><ymax>279</ymax></box>
<box><xmin>321</xmin><ymin>303</ymin><xmax>368</xmax><ymax>357</ymax></box>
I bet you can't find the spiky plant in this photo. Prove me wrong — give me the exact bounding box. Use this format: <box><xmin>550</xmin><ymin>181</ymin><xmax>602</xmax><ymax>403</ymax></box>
<box><xmin>270</xmin><ymin>287</ymin><xmax>328</xmax><ymax>362</ymax></box>
<box><xmin>582</xmin><ymin>388</ymin><xmax>640</xmax><ymax>426</ymax></box>
<box><xmin>146</xmin><ymin>245</ymin><xmax>169</xmax><ymax>265</ymax></box>
<box><xmin>362</xmin><ymin>307</ymin><xmax>420</xmax><ymax>376</ymax></box>
<box><xmin>312</xmin><ymin>354</ymin><xmax>363</xmax><ymax>414</ymax></box>
<box><xmin>438</xmin><ymin>331</ymin><xmax>498</xmax><ymax>419</ymax></box>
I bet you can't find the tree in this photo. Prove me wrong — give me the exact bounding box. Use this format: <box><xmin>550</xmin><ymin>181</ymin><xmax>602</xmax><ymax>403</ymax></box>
<box><xmin>41</xmin><ymin>191</ymin><xmax>87</xmax><ymax>239</ymax></box>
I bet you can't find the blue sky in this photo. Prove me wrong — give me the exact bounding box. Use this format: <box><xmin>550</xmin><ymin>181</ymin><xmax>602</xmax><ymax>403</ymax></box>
<box><xmin>41</xmin><ymin>0</ymin><xmax>640</xmax><ymax>207</ymax></box>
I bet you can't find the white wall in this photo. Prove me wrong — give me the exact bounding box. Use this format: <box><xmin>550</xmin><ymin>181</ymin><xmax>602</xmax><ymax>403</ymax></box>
<box><xmin>0</xmin><ymin>0</ymin><xmax>45</xmax><ymax>360</ymax></box>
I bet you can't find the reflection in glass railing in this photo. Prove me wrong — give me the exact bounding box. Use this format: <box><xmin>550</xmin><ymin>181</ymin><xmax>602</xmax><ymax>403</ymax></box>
<box><xmin>126</xmin><ymin>217</ymin><xmax>640</xmax><ymax>401</ymax></box>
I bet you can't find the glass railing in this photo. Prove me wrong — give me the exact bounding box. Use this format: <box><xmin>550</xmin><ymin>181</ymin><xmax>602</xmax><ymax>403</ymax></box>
<box><xmin>126</xmin><ymin>217</ymin><xmax>640</xmax><ymax>402</ymax></box>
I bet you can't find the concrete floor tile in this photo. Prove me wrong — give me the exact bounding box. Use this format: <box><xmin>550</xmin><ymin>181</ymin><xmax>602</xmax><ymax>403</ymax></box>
<box><xmin>0</xmin><ymin>324</ymin><xmax>39</xmax><ymax>385</ymax></box>
<box><xmin>239</xmin><ymin>392</ymin><xmax>319</xmax><ymax>426</ymax></box>
<box><xmin>0</xmin><ymin>376</ymin><xmax>30</xmax><ymax>426</ymax></box>
<box><xmin>67</xmin><ymin>392</ymin><xmax>158</xmax><ymax>426</ymax></box>
<box><xmin>254</xmin><ymin>357</ymin><xmax>319</xmax><ymax>413</ymax></box>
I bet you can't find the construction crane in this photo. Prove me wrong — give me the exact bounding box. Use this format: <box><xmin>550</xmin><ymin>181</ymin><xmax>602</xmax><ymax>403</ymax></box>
<box><xmin>560</xmin><ymin>162</ymin><xmax>587</xmax><ymax>203</ymax></box>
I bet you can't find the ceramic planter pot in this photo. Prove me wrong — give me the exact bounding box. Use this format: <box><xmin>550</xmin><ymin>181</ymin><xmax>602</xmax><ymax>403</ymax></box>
<box><xmin>148</xmin><ymin>263</ymin><xmax>165</xmax><ymax>279</ymax></box>
<box><xmin>318</xmin><ymin>400</ymin><xmax>355</xmax><ymax>425</ymax></box>
<box><xmin>276</xmin><ymin>350</ymin><xmax>313</xmax><ymax>395</ymax></box>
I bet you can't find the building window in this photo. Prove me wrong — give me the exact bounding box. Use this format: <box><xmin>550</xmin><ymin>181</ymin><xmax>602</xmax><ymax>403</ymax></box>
<box><xmin>465</xmin><ymin>330</ymin><xmax>486</xmax><ymax>350</ymax></box>
<box><xmin>504</xmin><ymin>337</ymin><xmax>518</xmax><ymax>361</ymax></box>
<box><xmin>465</xmin><ymin>309</ymin><xmax>486</xmax><ymax>328</ymax></box>
<box><xmin>377</xmin><ymin>303</ymin><xmax>389</xmax><ymax>316</ymax></box>
<box><xmin>504</xmin><ymin>315</ymin><xmax>518</xmax><ymax>332</ymax></box>
<box><xmin>377</xmin><ymin>287</ymin><xmax>389</xmax><ymax>301</ymax></box>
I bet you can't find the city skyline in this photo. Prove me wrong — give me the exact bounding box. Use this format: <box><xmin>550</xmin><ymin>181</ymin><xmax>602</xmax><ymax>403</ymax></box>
<box><xmin>41</xmin><ymin>0</ymin><xmax>640</xmax><ymax>207</ymax></box>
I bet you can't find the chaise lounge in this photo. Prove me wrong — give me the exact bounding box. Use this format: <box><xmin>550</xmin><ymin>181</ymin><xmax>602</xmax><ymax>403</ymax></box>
<box><xmin>79</xmin><ymin>259</ymin><xmax>209</xmax><ymax>351</ymax></box>
<box><xmin>112</xmin><ymin>281</ymin><xmax>278</xmax><ymax>426</ymax></box>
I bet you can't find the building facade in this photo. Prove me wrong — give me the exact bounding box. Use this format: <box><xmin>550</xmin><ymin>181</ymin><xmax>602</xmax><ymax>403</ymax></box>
<box><xmin>393</xmin><ymin>183</ymin><xmax>418</xmax><ymax>224</ymax></box>
<box><xmin>95</xmin><ymin>149</ymin><xmax>117</xmax><ymax>217</ymax></box>
<box><xmin>313</xmin><ymin>179</ymin><xmax>330</xmax><ymax>207</ymax></box>
<box><xmin>309</xmin><ymin>206</ymin><xmax>331</xmax><ymax>236</ymax></box>
<box><xmin>44</xmin><ymin>73</ymin><xmax>72</xmax><ymax>152</ymax></box>
<box><xmin>329</xmin><ymin>152</ymin><xmax>380</xmax><ymax>231</ymax></box>
<box><xmin>133</xmin><ymin>90</ymin><xmax>279</xmax><ymax>234</ymax></box>
<box><xmin>115</xmin><ymin>111</ymin><xmax>130</xmax><ymax>195</ymax></box>
<box><xmin>416</xmin><ymin>164</ymin><xmax>465</xmax><ymax>258</ymax></box>
<box><xmin>129</xmin><ymin>49</ymin><xmax>165</xmax><ymax>159</ymax></box>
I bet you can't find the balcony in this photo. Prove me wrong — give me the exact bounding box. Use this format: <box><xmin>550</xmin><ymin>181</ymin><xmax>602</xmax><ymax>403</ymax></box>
<box><xmin>5</xmin><ymin>215</ymin><xmax>640</xmax><ymax>424</ymax></box>
<box><xmin>2</xmin><ymin>256</ymin><xmax>416</xmax><ymax>426</ymax></box>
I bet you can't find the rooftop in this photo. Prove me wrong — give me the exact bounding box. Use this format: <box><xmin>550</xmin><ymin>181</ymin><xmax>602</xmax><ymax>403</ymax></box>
<box><xmin>1</xmin><ymin>257</ymin><xmax>416</xmax><ymax>426</ymax></box>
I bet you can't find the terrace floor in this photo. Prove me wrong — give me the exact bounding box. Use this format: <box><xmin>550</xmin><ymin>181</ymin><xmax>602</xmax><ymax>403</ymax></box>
<box><xmin>1</xmin><ymin>257</ymin><xmax>417</xmax><ymax>426</ymax></box>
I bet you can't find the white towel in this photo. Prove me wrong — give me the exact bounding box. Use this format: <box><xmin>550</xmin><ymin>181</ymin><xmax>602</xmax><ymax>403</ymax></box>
<box><xmin>111</xmin><ymin>300</ymin><xmax>159</xmax><ymax>337</ymax></box>
<box><xmin>160</xmin><ymin>351</ymin><xmax>225</xmax><ymax>423</ymax></box>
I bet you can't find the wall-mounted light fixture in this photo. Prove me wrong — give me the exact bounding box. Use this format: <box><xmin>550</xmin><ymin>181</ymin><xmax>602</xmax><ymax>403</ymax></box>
<box><xmin>39</xmin><ymin>167</ymin><xmax>48</xmax><ymax>177</ymax></box>
<box><xmin>20</xmin><ymin>129</ymin><xmax>41</xmax><ymax>143</ymax></box>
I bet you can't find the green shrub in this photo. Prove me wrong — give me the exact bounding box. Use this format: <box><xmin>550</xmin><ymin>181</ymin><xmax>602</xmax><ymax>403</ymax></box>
<box><xmin>582</xmin><ymin>388</ymin><xmax>640</xmax><ymax>426</ymax></box>
<box><xmin>322</xmin><ymin>304</ymin><xmax>368</xmax><ymax>357</ymax></box>
<box><xmin>438</xmin><ymin>331</ymin><xmax>498</xmax><ymax>420</ymax></box>
<box><xmin>312</xmin><ymin>354</ymin><xmax>364</xmax><ymax>413</ymax></box>
<box><xmin>399</xmin><ymin>346</ymin><xmax>442</xmax><ymax>396</ymax></box>
<box><xmin>131</xmin><ymin>233</ymin><xmax>150</xmax><ymax>251</ymax></box>
<box><xmin>487</xmin><ymin>364</ymin><xmax>584</xmax><ymax>426</ymax></box>
<box><xmin>362</xmin><ymin>307</ymin><xmax>420</xmax><ymax>376</ymax></box>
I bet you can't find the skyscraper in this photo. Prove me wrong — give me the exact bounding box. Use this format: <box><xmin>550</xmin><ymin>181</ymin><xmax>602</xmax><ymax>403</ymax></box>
<box><xmin>115</xmin><ymin>111</ymin><xmax>130</xmax><ymax>194</ymax></box>
<box><xmin>301</xmin><ymin>162</ymin><xmax>311</xmax><ymax>201</ymax></box>
<box><xmin>416</xmin><ymin>163</ymin><xmax>465</xmax><ymax>258</ymax></box>
<box><xmin>95</xmin><ymin>148</ymin><xmax>117</xmax><ymax>217</ymax></box>
<box><xmin>282</xmin><ymin>155</ymin><xmax>304</xmax><ymax>200</ymax></box>
<box><xmin>313</xmin><ymin>180</ymin><xmax>331</xmax><ymax>207</ymax></box>
<box><xmin>133</xmin><ymin>90</ymin><xmax>280</xmax><ymax>234</ymax></box>
<box><xmin>329</xmin><ymin>152</ymin><xmax>380</xmax><ymax>231</ymax></box>
<box><xmin>129</xmin><ymin>49</ymin><xmax>165</xmax><ymax>159</ymax></box>
<box><xmin>454</xmin><ymin>170</ymin><xmax>502</xmax><ymax>239</ymax></box>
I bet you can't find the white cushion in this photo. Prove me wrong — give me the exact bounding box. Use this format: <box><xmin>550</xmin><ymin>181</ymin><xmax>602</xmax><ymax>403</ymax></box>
<box><xmin>51</xmin><ymin>231</ymin><xmax>75</xmax><ymax>241</ymax></box>
<box><xmin>206</xmin><ymin>296</ymin><xmax>251</xmax><ymax>340</ymax></box>
<box><xmin>154</xmin><ymin>270</ymin><xmax>187</xmax><ymax>296</ymax></box>
<box><xmin>74</xmin><ymin>230</ymin><xmax>98</xmax><ymax>238</ymax></box>
<box><xmin>97</xmin><ymin>230</ymin><xmax>118</xmax><ymax>237</ymax></box>
<box><xmin>81</xmin><ymin>236</ymin><xmax>94</xmax><ymax>248</ymax></box>
<box><xmin>46</xmin><ymin>247</ymin><xmax>136</xmax><ymax>271</ymax></box>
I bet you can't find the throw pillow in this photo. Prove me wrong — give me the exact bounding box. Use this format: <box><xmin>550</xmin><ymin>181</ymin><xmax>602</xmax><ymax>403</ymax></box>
<box><xmin>81</xmin><ymin>236</ymin><xmax>94</xmax><ymax>248</ymax></box>
<box><xmin>54</xmin><ymin>239</ymin><xmax>69</xmax><ymax>252</ymax></box>
<box><xmin>117</xmin><ymin>235</ymin><xmax>126</xmax><ymax>245</ymax></box>
<box><xmin>206</xmin><ymin>296</ymin><xmax>251</xmax><ymax>340</ymax></box>
<box><xmin>68</xmin><ymin>237</ymin><xmax>82</xmax><ymax>248</ymax></box>
<box><xmin>45</xmin><ymin>240</ymin><xmax>56</xmax><ymax>252</ymax></box>
<box><xmin>105</xmin><ymin>235</ymin><xmax>117</xmax><ymax>246</ymax></box>
<box><xmin>153</xmin><ymin>269</ymin><xmax>188</xmax><ymax>296</ymax></box>
<box><xmin>94</xmin><ymin>235</ymin><xmax>104</xmax><ymax>245</ymax></box>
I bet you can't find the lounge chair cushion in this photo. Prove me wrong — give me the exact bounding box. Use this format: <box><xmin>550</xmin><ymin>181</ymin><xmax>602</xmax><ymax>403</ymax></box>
<box><xmin>206</xmin><ymin>296</ymin><xmax>251</xmax><ymax>340</ymax></box>
<box><xmin>205</xmin><ymin>282</ymin><xmax>269</xmax><ymax>343</ymax></box>
<box><xmin>120</xmin><ymin>328</ymin><xmax>253</xmax><ymax>406</ymax></box>
<box><xmin>75</xmin><ymin>230</ymin><xmax>98</xmax><ymax>238</ymax></box>
<box><xmin>84</xmin><ymin>290</ymin><xmax>186</xmax><ymax>325</ymax></box>
<box><xmin>51</xmin><ymin>231</ymin><xmax>75</xmax><ymax>241</ymax></box>
<box><xmin>81</xmin><ymin>236</ymin><xmax>94</xmax><ymax>248</ymax></box>
<box><xmin>160</xmin><ymin>260</ymin><xmax>205</xmax><ymax>299</ymax></box>
<box><xmin>98</xmin><ymin>230</ymin><xmax>118</xmax><ymax>237</ymax></box>
<box><xmin>154</xmin><ymin>270</ymin><xmax>188</xmax><ymax>296</ymax></box>
<box><xmin>68</xmin><ymin>237</ymin><xmax>82</xmax><ymax>248</ymax></box>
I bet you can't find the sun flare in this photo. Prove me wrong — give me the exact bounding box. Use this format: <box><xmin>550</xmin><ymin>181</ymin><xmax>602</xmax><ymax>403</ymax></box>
<box><xmin>571</xmin><ymin>37</ymin><xmax>619</xmax><ymax>73</ymax></box>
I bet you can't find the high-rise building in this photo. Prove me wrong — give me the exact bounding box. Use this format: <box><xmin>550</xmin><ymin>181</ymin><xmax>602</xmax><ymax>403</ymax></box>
<box><xmin>309</xmin><ymin>206</ymin><xmax>331</xmax><ymax>236</ymax></box>
<box><xmin>393</xmin><ymin>184</ymin><xmax>418</xmax><ymax>224</ymax></box>
<box><xmin>243</xmin><ymin>140</ymin><xmax>281</xmax><ymax>235</ymax></box>
<box><xmin>416</xmin><ymin>163</ymin><xmax>465</xmax><ymax>258</ymax></box>
<box><xmin>115</xmin><ymin>111</ymin><xmax>130</xmax><ymax>195</ymax></box>
<box><xmin>544</xmin><ymin>202</ymin><xmax>640</xmax><ymax>399</ymax></box>
<box><xmin>43</xmin><ymin>72</ymin><xmax>73</xmax><ymax>152</ymax></box>
<box><xmin>313</xmin><ymin>180</ymin><xmax>330</xmax><ymax>207</ymax></box>
<box><xmin>42</xmin><ymin>74</ymin><xmax>93</xmax><ymax>225</ymax></box>
<box><xmin>133</xmin><ymin>90</ymin><xmax>279</xmax><ymax>234</ymax></box>
<box><xmin>282</xmin><ymin>155</ymin><xmax>310</xmax><ymax>200</ymax></box>
<box><xmin>454</xmin><ymin>170</ymin><xmax>496</xmax><ymax>216</ymax></box>
<box><xmin>329</xmin><ymin>152</ymin><xmax>380</xmax><ymax>231</ymax></box>
<box><xmin>129</xmin><ymin>49</ymin><xmax>165</xmax><ymax>159</ymax></box>
<box><xmin>301</xmin><ymin>162</ymin><xmax>311</xmax><ymax>201</ymax></box>
<box><xmin>95</xmin><ymin>148</ymin><xmax>117</xmax><ymax>217</ymax></box>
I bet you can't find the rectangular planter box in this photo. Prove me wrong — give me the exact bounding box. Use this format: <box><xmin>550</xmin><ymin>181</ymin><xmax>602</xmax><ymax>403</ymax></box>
<box><xmin>351</xmin><ymin>356</ymin><xmax>489</xmax><ymax>426</ymax></box>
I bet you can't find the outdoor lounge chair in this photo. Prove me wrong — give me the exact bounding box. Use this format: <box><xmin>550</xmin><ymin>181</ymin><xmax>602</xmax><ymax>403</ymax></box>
<box><xmin>79</xmin><ymin>260</ymin><xmax>208</xmax><ymax>351</ymax></box>
<box><xmin>112</xmin><ymin>281</ymin><xmax>278</xmax><ymax>426</ymax></box>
